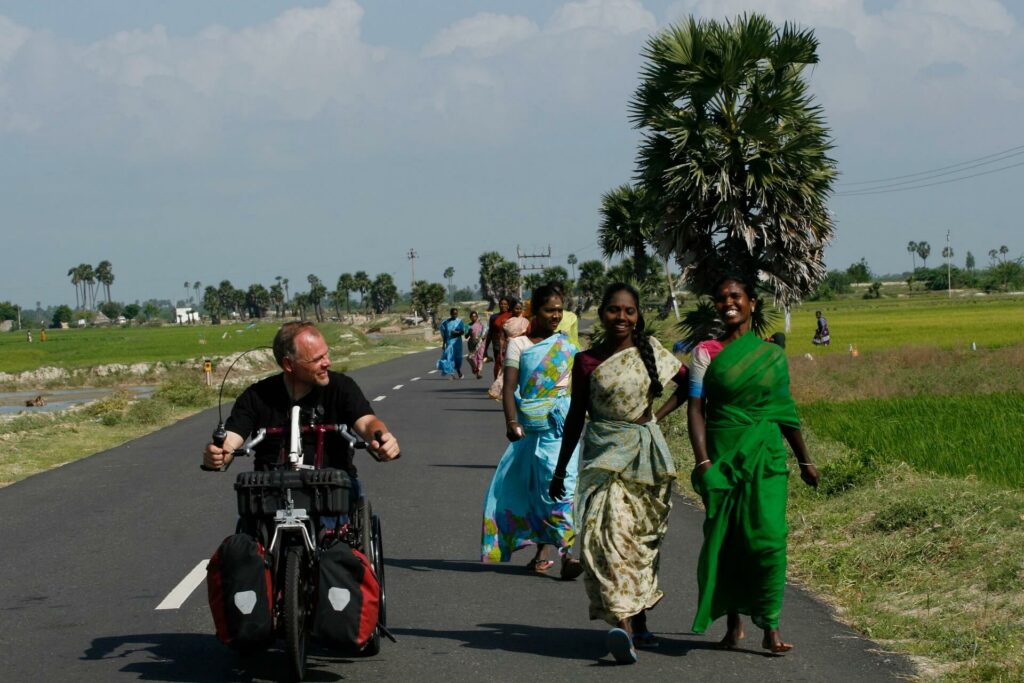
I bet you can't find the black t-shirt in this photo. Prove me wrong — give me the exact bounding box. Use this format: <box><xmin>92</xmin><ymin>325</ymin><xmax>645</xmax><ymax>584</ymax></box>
<box><xmin>225</xmin><ymin>371</ymin><xmax>374</xmax><ymax>475</ymax></box>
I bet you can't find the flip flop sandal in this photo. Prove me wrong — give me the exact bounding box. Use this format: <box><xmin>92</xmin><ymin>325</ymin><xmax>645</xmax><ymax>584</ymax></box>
<box><xmin>606</xmin><ymin>628</ymin><xmax>638</xmax><ymax>664</ymax></box>
<box><xmin>526</xmin><ymin>558</ymin><xmax>555</xmax><ymax>573</ymax></box>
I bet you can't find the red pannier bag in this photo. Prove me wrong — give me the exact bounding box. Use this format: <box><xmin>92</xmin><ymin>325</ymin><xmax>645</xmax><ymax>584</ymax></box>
<box><xmin>312</xmin><ymin>541</ymin><xmax>380</xmax><ymax>650</ymax></box>
<box><xmin>207</xmin><ymin>534</ymin><xmax>274</xmax><ymax>650</ymax></box>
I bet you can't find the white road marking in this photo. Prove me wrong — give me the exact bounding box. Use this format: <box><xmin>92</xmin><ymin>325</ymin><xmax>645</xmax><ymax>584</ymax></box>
<box><xmin>411</xmin><ymin>377</ymin><xmax>421</xmax><ymax>382</ymax></box>
<box><xmin>392</xmin><ymin>384</ymin><xmax>404</xmax><ymax>390</ymax></box>
<box><xmin>373</xmin><ymin>395</ymin><xmax>387</xmax><ymax>402</ymax></box>
<box><xmin>156</xmin><ymin>560</ymin><xmax>208</xmax><ymax>610</ymax></box>
<box><xmin>428</xmin><ymin>369</ymin><xmax>438</xmax><ymax>374</ymax></box>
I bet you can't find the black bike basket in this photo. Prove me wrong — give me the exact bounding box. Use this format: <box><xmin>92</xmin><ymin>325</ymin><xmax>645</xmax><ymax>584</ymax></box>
<box><xmin>234</xmin><ymin>468</ymin><xmax>353</xmax><ymax>517</ymax></box>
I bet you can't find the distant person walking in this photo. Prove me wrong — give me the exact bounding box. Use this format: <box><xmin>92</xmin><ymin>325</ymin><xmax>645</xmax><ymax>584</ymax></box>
<box><xmin>466</xmin><ymin>310</ymin><xmax>486</xmax><ymax>379</ymax></box>
<box><xmin>436</xmin><ymin>308</ymin><xmax>467</xmax><ymax>379</ymax></box>
<box><xmin>483</xmin><ymin>296</ymin><xmax>513</xmax><ymax>380</ymax></box>
<box><xmin>482</xmin><ymin>285</ymin><xmax>583</xmax><ymax>578</ymax></box>
<box><xmin>687</xmin><ymin>273</ymin><xmax>819</xmax><ymax>654</ymax></box>
<box><xmin>812</xmin><ymin>311</ymin><xmax>830</xmax><ymax>346</ymax></box>
<box><xmin>551</xmin><ymin>282</ymin><xmax>688</xmax><ymax>664</ymax></box>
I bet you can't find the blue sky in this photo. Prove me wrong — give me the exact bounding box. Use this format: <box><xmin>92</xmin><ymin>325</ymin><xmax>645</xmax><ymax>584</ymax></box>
<box><xmin>2</xmin><ymin>0</ymin><xmax>1022</xmax><ymax>307</ymax></box>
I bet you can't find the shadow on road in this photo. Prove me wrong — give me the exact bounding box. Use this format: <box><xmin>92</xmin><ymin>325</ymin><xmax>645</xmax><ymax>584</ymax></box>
<box><xmin>430</xmin><ymin>463</ymin><xmax>496</xmax><ymax>470</ymax></box>
<box><xmin>82</xmin><ymin>633</ymin><xmax>350</xmax><ymax>682</ymax></box>
<box><xmin>385</xmin><ymin>557</ymin><xmax>526</xmax><ymax>575</ymax></box>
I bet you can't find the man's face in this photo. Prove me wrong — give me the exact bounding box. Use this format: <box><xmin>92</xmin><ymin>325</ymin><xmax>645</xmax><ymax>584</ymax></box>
<box><xmin>288</xmin><ymin>330</ymin><xmax>331</xmax><ymax>387</ymax></box>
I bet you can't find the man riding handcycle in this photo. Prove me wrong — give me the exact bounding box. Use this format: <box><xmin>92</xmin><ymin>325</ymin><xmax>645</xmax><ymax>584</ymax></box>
<box><xmin>202</xmin><ymin>321</ymin><xmax>400</xmax><ymax>679</ymax></box>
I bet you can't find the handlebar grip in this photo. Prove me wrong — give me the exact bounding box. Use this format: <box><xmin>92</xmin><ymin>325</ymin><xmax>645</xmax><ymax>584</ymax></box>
<box><xmin>212</xmin><ymin>424</ymin><xmax>227</xmax><ymax>448</ymax></box>
<box><xmin>372</xmin><ymin>430</ymin><xmax>401</xmax><ymax>460</ymax></box>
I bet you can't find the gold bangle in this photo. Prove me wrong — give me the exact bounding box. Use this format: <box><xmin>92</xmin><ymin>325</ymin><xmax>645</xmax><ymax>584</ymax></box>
<box><xmin>694</xmin><ymin>460</ymin><xmax>711</xmax><ymax>468</ymax></box>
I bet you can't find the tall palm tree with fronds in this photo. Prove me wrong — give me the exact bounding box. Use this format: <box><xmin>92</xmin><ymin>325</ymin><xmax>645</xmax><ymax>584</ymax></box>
<box><xmin>443</xmin><ymin>266</ymin><xmax>455</xmax><ymax>303</ymax></box>
<box><xmin>68</xmin><ymin>267</ymin><xmax>81</xmax><ymax>310</ymax></box>
<box><xmin>631</xmin><ymin>14</ymin><xmax>837</xmax><ymax>302</ymax></box>
<box><xmin>599</xmin><ymin>184</ymin><xmax>655</xmax><ymax>282</ymax></box>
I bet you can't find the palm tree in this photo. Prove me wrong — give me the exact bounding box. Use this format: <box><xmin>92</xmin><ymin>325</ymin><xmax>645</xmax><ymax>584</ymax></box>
<box><xmin>567</xmin><ymin>253</ymin><xmax>578</xmax><ymax>281</ymax></box>
<box><xmin>68</xmin><ymin>267</ymin><xmax>81</xmax><ymax>310</ymax></box>
<box><xmin>193</xmin><ymin>281</ymin><xmax>201</xmax><ymax>304</ymax></box>
<box><xmin>353</xmin><ymin>271</ymin><xmax>372</xmax><ymax>312</ymax></box>
<box><xmin>630</xmin><ymin>14</ymin><xmax>837</xmax><ymax>302</ymax></box>
<box><xmin>599</xmin><ymin>184</ymin><xmax>654</xmax><ymax>282</ymax></box>
<box><xmin>95</xmin><ymin>261</ymin><xmax>114</xmax><ymax>303</ymax></box>
<box><xmin>307</xmin><ymin>274</ymin><xmax>327</xmax><ymax>323</ymax></box>
<box><xmin>281</xmin><ymin>278</ymin><xmax>290</xmax><ymax>307</ymax></box>
<box><xmin>916</xmin><ymin>241</ymin><xmax>931</xmax><ymax>269</ymax></box>
<box><xmin>443</xmin><ymin>266</ymin><xmax>455</xmax><ymax>303</ymax></box>
<box><xmin>337</xmin><ymin>273</ymin><xmax>355</xmax><ymax>314</ymax></box>
<box><xmin>184</xmin><ymin>281</ymin><xmax>191</xmax><ymax>305</ymax></box>
<box><xmin>999</xmin><ymin>245</ymin><xmax>1009</xmax><ymax>263</ymax></box>
<box><xmin>80</xmin><ymin>264</ymin><xmax>96</xmax><ymax>309</ymax></box>
<box><xmin>907</xmin><ymin>241</ymin><xmax>918</xmax><ymax>272</ymax></box>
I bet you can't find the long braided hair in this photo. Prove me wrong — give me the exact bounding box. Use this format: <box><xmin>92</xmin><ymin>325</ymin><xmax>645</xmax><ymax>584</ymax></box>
<box><xmin>597</xmin><ymin>282</ymin><xmax>663</xmax><ymax>398</ymax></box>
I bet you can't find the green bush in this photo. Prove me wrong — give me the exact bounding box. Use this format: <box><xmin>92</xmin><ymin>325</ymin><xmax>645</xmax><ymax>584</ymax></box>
<box><xmin>125</xmin><ymin>398</ymin><xmax>172</xmax><ymax>425</ymax></box>
<box><xmin>155</xmin><ymin>377</ymin><xmax>216</xmax><ymax>408</ymax></box>
<box><xmin>83</xmin><ymin>391</ymin><xmax>133</xmax><ymax>420</ymax></box>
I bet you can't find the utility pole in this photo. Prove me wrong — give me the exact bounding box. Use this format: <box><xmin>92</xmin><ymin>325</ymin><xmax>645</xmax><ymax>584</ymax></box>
<box><xmin>517</xmin><ymin>245</ymin><xmax>552</xmax><ymax>300</ymax></box>
<box><xmin>946</xmin><ymin>230</ymin><xmax>952</xmax><ymax>299</ymax></box>
<box><xmin>407</xmin><ymin>249</ymin><xmax>418</xmax><ymax>294</ymax></box>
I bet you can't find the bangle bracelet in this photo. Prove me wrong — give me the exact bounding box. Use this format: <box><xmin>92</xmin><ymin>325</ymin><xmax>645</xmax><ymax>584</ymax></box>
<box><xmin>507</xmin><ymin>419</ymin><xmax>519</xmax><ymax>425</ymax></box>
<box><xmin>695</xmin><ymin>460</ymin><xmax>711</xmax><ymax>468</ymax></box>
<box><xmin>552</xmin><ymin>473</ymin><xmax>565</xmax><ymax>479</ymax></box>
<box><xmin>797</xmin><ymin>462</ymin><xmax>816</xmax><ymax>468</ymax></box>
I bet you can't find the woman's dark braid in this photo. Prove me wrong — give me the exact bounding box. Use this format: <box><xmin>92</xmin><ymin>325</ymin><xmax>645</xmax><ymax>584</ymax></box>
<box><xmin>633</xmin><ymin>315</ymin><xmax>663</xmax><ymax>398</ymax></box>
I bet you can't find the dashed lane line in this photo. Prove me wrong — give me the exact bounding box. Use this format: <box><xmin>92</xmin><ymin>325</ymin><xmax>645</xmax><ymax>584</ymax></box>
<box><xmin>392</xmin><ymin>384</ymin><xmax>404</xmax><ymax>390</ymax></box>
<box><xmin>411</xmin><ymin>377</ymin><xmax>421</xmax><ymax>382</ymax></box>
<box><xmin>428</xmin><ymin>369</ymin><xmax>438</xmax><ymax>374</ymax></box>
<box><xmin>373</xmin><ymin>395</ymin><xmax>387</xmax><ymax>402</ymax></box>
<box><xmin>156</xmin><ymin>560</ymin><xmax>208</xmax><ymax>610</ymax></box>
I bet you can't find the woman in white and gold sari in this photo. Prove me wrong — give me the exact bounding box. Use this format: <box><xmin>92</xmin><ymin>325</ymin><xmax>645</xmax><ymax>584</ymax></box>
<box><xmin>550</xmin><ymin>283</ymin><xmax>687</xmax><ymax>665</ymax></box>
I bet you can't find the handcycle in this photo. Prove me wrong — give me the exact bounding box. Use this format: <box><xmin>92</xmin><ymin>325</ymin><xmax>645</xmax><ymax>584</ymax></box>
<box><xmin>204</xmin><ymin>406</ymin><xmax>394</xmax><ymax>681</ymax></box>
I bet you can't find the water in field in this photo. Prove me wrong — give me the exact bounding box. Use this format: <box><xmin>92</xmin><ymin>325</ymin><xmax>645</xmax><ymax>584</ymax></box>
<box><xmin>0</xmin><ymin>386</ymin><xmax>156</xmax><ymax>415</ymax></box>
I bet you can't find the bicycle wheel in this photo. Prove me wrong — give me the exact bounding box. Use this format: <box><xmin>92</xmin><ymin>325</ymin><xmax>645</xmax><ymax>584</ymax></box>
<box><xmin>283</xmin><ymin>547</ymin><xmax>309</xmax><ymax>681</ymax></box>
<box><xmin>372</xmin><ymin>513</ymin><xmax>386</xmax><ymax>628</ymax></box>
<box><xmin>359</xmin><ymin>501</ymin><xmax>382</xmax><ymax>656</ymax></box>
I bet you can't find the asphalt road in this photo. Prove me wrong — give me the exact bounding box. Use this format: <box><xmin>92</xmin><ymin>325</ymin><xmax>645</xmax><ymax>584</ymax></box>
<box><xmin>0</xmin><ymin>349</ymin><xmax>915</xmax><ymax>682</ymax></box>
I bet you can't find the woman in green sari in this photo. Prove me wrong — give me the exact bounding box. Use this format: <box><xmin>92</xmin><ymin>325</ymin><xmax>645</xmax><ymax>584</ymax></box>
<box><xmin>551</xmin><ymin>283</ymin><xmax>688</xmax><ymax>664</ymax></box>
<box><xmin>687</xmin><ymin>273</ymin><xmax>819</xmax><ymax>653</ymax></box>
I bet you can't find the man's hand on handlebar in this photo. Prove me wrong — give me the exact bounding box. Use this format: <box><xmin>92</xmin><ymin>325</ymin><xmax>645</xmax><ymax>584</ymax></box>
<box><xmin>202</xmin><ymin>430</ymin><xmax>244</xmax><ymax>471</ymax></box>
<box><xmin>369</xmin><ymin>430</ymin><xmax>401</xmax><ymax>461</ymax></box>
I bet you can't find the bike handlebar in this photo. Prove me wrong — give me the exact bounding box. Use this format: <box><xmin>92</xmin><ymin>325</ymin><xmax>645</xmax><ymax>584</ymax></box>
<box><xmin>201</xmin><ymin>424</ymin><xmax>398</xmax><ymax>471</ymax></box>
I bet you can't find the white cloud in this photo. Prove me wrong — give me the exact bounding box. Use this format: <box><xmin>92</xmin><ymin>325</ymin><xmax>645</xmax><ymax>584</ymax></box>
<box><xmin>547</xmin><ymin>0</ymin><xmax>657</xmax><ymax>35</ymax></box>
<box><xmin>423</xmin><ymin>13</ymin><xmax>538</xmax><ymax>57</ymax></box>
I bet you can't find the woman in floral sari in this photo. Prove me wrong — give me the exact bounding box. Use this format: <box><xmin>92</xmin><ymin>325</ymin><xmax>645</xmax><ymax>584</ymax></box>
<box><xmin>436</xmin><ymin>307</ymin><xmax>467</xmax><ymax>379</ymax></box>
<box><xmin>687</xmin><ymin>273</ymin><xmax>819</xmax><ymax>653</ymax></box>
<box><xmin>482</xmin><ymin>285</ymin><xmax>583</xmax><ymax>578</ymax></box>
<box><xmin>551</xmin><ymin>283</ymin><xmax>688</xmax><ymax>664</ymax></box>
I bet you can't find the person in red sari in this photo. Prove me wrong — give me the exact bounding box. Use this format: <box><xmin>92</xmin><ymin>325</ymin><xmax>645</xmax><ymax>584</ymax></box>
<box><xmin>483</xmin><ymin>296</ymin><xmax>514</xmax><ymax>380</ymax></box>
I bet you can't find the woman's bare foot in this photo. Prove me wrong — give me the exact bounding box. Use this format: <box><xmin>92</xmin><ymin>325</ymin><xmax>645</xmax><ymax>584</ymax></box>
<box><xmin>718</xmin><ymin>612</ymin><xmax>745</xmax><ymax>649</ymax></box>
<box><xmin>761</xmin><ymin>628</ymin><xmax>793</xmax><ymax>653</ymax></box>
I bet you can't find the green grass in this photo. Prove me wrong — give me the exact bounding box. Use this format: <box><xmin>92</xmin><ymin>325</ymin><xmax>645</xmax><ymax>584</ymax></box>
<box><xmin>766</xmin><ymin>295</ymin><xmax>1024</xmax><ymax>356</ymax></box>
<box><xmin>800</xmin><ymin>392</ymin><xmax>1024</xmax><ymax>489</ymax></box>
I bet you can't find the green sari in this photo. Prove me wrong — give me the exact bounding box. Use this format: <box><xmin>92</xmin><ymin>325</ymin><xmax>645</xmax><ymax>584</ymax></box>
<box><xmin>691</xmin><ymin>331</ymin><xmax>800</xmax><ymax>633</ymax></box>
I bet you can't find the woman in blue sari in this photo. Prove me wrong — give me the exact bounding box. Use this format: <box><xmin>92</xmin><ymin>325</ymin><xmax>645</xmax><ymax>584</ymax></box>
<box><xmin>437</xmin><ymin>307</ymin><xmax>467</xmax><ymax>379</ymax></box>
<box><xmin>482</xmin><ymin>284</ymin><xmax>583</xmax><ymax>578</ymax></box>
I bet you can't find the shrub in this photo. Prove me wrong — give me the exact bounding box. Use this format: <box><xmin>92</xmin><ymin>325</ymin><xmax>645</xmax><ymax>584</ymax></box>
<box><xmin>125</xmin><ymin>398</ymin><xmax>172</xmax><ymax>425</ymax></box>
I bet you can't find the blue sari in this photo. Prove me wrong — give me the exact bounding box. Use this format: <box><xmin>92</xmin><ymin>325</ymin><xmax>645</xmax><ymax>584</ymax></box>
<box><xmin>482</xmin><ymin>333</ymin><xmax>580</xmax><ymax>562</ymax></box>
<box><xmin>436</xmin><ymin>317</ymin><xmax>466</xmax><ymax>376</ymax></box>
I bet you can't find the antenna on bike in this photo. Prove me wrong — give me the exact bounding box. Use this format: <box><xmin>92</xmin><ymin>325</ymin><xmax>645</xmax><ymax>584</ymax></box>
<box><xmin>212</xmin><ymin>346</ymin><xmax>273</xmax><ymax>445</ymax></box>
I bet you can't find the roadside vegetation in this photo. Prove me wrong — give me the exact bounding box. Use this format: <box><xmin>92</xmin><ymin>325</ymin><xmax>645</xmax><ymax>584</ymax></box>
<box><xmin>0</xmin><ymin>319</ymin><xmax>433</xmax><ymax>486</ymax></box>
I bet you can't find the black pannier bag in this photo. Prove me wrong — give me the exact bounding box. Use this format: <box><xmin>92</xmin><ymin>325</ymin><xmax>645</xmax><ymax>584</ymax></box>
<box><xmin>312</xmin><ymin>541</ymin><xmax>380</xmax><ymax>649</ymax></box>
<box><xmin>207</xmin><ymin>534</ymin><xmax>274</xmax><ymax>650</ymax></box>
<box><xmin>234</xmin><ymin>468</ymin><xmax>353</xmax><ymax>517</ymax></box>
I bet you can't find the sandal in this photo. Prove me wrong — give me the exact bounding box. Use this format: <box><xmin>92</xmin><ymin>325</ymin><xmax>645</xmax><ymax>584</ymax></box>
<box><xmin>560</xmin><ymin>557</ymin><xmax>584</xmax><ymax>581</ymax></box>
<box><xmin>525</xmin><ymin>558</ymin><xmax>555</xmax><ymax>573</ymax></box>
<box><xmin>606</xmin><ymin>628</ymin><xmax>638</xmax><ymax>664</ymax></box>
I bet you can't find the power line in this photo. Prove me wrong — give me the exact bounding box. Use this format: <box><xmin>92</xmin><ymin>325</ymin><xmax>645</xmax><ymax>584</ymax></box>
<box><xmin>838</xmin><ymin>142</ymin><xmax>1024</xmax><ymax>187</ymax></box>
<box><xmin>835</xmin><ymin>158</ymin><xmax>1024</xmax><ymax>197</ymax></box>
